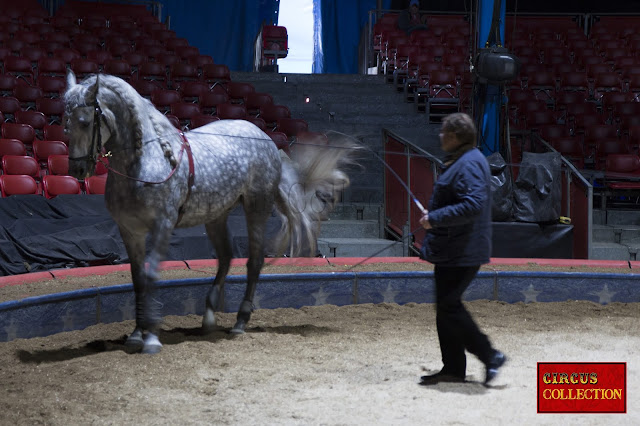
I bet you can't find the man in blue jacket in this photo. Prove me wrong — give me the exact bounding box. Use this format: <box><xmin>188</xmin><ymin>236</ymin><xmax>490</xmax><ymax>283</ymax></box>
<box><xmin>419</xmin><ymin>112</ymin><xmax>506</xmax><ymax>386</ymax></box>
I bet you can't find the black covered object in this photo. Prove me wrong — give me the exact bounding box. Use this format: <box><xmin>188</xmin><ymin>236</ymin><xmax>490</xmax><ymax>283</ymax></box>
<box><xmin>513</xmin><ymin>151</ymin><xmax>562</xmax><ymax>223</ymax></box>
<box><xmin>0</xmin><ymin>195</ymin><xmax>287</xmax><ymax>276</ymax></box>
<box><xmin>492</xmin><ymin>221</ymin><xmax>573</xmax><ymax>258</ymax></box>
<box><xmin>487</xmin><ymin>152</ymin><xmax>513</xmax><ymax>222</ymax></box>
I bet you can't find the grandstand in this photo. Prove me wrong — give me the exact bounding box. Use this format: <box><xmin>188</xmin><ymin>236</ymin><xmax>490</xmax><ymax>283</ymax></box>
<box><xmin>1</xmin><ymin>0</ymin><xmax>640</xmax><ymax>276</ymax></box>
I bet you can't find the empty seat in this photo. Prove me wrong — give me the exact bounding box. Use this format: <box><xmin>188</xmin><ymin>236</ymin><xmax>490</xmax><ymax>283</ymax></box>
<box><xmin>265</xmin><ymin>130</ymin><xmax>289</xmax><ymax>151</ymax></box>
<box><xmin>47</xmin><ymin>154</ymin><xmax>69</xmax><ymax>175</ymax></box>
<box><xmin>84</xmin><ymin>175</ymin><xmax>107</xmax><ymax>194</ymax></box>
<box><xmin>170</xmin><ymin>102</ymin><xmax>201</xmax><ymax>129</ymax></box>
<box><xmin>0</xmin><ymin>138</ymin><xmax>27</xmax><ymax>158</ymax></box>
<box><xmin>216</xmin><ymin>103</ymin><xmax>247</xmax><ymax>120</ymax></box>
<box><xmin>138</xmin><ymin>61</ymin><xmax>167</xmax><ymax>86</ymax></box>
<box><xmin>226</xmin><ymin>81</ymin><xmax>255</xmax><ymax>103</ymax></box>
<box><xmin>0</xmin><ymin>96</ymin><xmax>21</xmax><ymax>121</ymax></box>
<box><xmin>190</xmin><ymin>114</ymin><xmax>220</xmax><ymax>129</ymax></box>
<box><xmin>13</xmin><ymin>85</ymin><xmax>43</xmax><ymax>110</ymax></box>
<box><xmin>42</xmin><ymin>174</ymin><xmax>82</xmax><ymax>198</ymax></box>
<box><xmin>2</xmin><ymin>123</ymin><xmax>35</xmax><ymax>150</ymax></box>
<box><xmin>0</xmin><ymin>74</ymin><xmax>17</xmax><ymax>96</ymax></box>
<box><xmin>245</xmin><ymin>92</ymin><xmax>273</xmax><ymax>116</ymax></box>
<box><xmin>43</xmin><ymin>124</ymin><xmax>69</xmax><ymax>144</ymax></box>
<box><xmin>36</xmin><ymin>97</ymin><xmax>65</xmax><ymax>124</ymax></box>
<box><xmin>244</xmin><ymin>116</ymin><xmax>266</xmax><ymax>130</ymax></box>
<box><xmin>198</xmin><ymin>88</ymin><xmax>228</xmax><ymax>114</ymax></box>
<box><xmin>32</xmin><ymin>139</ymin><xmax>69</xmax><ymax>167</ymax></box>
<box><xmin>4</xmin><ymin>56</ymin><xmax>33</xmax><ymax>84</ymax></box>
<box><xmin>276</xmin><ymin>117</ymin><xmax>309</xmax><ymax>139</ymax></box>
<box><xmin>104</xmin><ymin>59</ymin><xmax>132</xmax><ymax>80</ymax></box>
<box><xmin>202</xmin><ymin>63</ymin><xmax>230</xmax><ymax>87</ymax></box>
<box><xmin>169</xmin><ymin>63</ymin><xmax>198</xmax><ymax>88</ymax></box>
<box><xmin>259</xmin><ymin>104</ymin><xmax>291</xmax><ymax>128</ymax></box>
<box><xmin>551</xmin><ymin>138</ymin><xmax>585</xmax><ymax>168</ymax></box>
<box><xmin>2</xmin><ymin>155</ymin><xmax>41</xmax><ymax>178</ymax></box>
<box><xmin>0</xmin><ymin>174</ymin><xmax>39</xmax><ymax>197</ymax></box>
<box><xmin>37</xmin><ymin>76</ymin><xmax>66</xmax><ymax>98</ymax></box>
<box><xmin>38</xmin><ymin>57</ymin><xmax>67</xmax><ymax>78</ymax></box>
<box><xmin>70</xmin><ymin>58</ymin><xmax>99</xmax><ymax>79</ymax></box>
<box><xmin>150</xmin><ymin>89</ymin><xmax>180</xmax><ymax>113</ymax></box>
<box><xmin>178</xmin><ymin>81</ymin><xmax>209</xmax><ymax>101</ymax></box>
<box><xmin>15</xmin><ymin>110</ymin><xmax>46</xmax><ymax>139</ymax></box>
<box><xmin>131</xmin><ymin>78</ymin><xmax>163</xmax><ymax>98</ymax></box>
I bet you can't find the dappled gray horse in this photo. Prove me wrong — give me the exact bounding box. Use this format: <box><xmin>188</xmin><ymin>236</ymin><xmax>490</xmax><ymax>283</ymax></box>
<box><xmin>64</xmin><ymin>71</ymin><xmax>357</xmax><ymax>353</ymax></box>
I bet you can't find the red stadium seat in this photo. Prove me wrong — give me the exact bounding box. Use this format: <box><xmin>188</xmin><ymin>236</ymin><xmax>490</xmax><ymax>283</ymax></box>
<box><xmin>244</xmin><ymin>116</ymin><xmax>266</xmax><ymax>130</ymax></box>
<box><xmin>32</xmin><ymin>140</ymin><xmax>69</xmax><ymax>168</ymax></box>
<box><xmin>276</xmin><ymin>118</ymin><xmax>309</xmax><ymax>139</ymax></box>
<box><xmin>2</xmin><ymin>155</ymin><xmax>41</xmax><ymax>178</ymax></box>
<box><xmin>198</xmin><ymin>88</ymin><xmax>229</xmax><ymax>114</ymax></box>
<box><xmin>0</xmin><ymin>138</ymin><xmax>27</xmax><ymax>158</ymax></box>
<box><xmin>226</xmin><ymin>81</ymin><xmax>255</xmax><ymax>103</ymax></box>
<box><xmin>15</xmin><ymin>111</ymin><xmax>46</xmax><ymax>139</ymax></box>
<box><xmin>37</xmin><ymin>76</ymin><xmax>67</xmax><ymax>98</ymax></box>
<box><xmin>245</xmin><ymin>92</ymin><xmax>274</xmax><ymax>116</ymax></box>
<box><xmin>202</xmin><ymin>64</ymin><xmax>230</xmax><ymax>87</ymax></box>
<box><xmin>265</xmin><ymin>130</ymin><xmax>289</xmax><ymax>152</ymax></box>
<box><xmin>0</xmin><ymin>174</ymin><xmax>39</xmax><ymax>197</ymax></box>
<box><xmin>36</xmin><ymin>97</ymin><xmax>65</xmax><ymax>125</ymax></box>
<box><xmin>259</xmin><ymin>104</ymin><xmax>291</xmax><ymax>129</ymax></box>
<box><xmin>150</xmin><ymin>89</ymin><xmax>181</xmax><ymax>114</ymax></box>
<box><xmin>2</xmin><ymin>123</ymin><xmax>35</xmax><ymax>151</ymax></box>
<box><xmin>47</xmin><ymin>154</ymin><xmax>69</xmax><ymax>175</ymax></box>
<box><xmin>216</xmin><ymin>103</ymin><xmax>247</xmax><ymax>120</ymax></box>
<box><xmin>42</xmin><ymin>175</ymin><xmax>82</xmax><ymax>198</ymax></box>
<box><xmin>179</xmin><ymin>81</ymin><xmax>210</xmax><ymax>101</ymax></box>
<box><xmin>84</xmin><ymin>175</ymin><xmax>107</xmax><ymax>195</ymax></box>
<box><xmin>43</xmin><ymin>124</ymin><xmax>69</xmax><ymax>144</ymax></box>
<box><xmin>190</xmin><ymin>114</ymin><xmax>220</xmax><ymax>129</ymax></box>
<box><xmin>0</xmin><ymin>96</ymin><xmax>21</xmax><ymax>121</ymax></box>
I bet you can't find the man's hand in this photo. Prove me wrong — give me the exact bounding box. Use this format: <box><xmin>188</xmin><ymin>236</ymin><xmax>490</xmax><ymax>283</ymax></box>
<box><xmin>419</xmin><ymin>212</ymin><xmax>432</xmax><ymax>229</ymax></box>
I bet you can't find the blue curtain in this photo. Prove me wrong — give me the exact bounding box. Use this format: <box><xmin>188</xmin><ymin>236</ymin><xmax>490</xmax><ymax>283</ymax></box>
<box><xmin>160</xmin><ymin>0</ymin><xmax>279</xmax><ymax>71</ymax></box>
<box><xmin>313</xmin><ymin>0</ymin><xmax>391</xmax><ymax>74</ymax></box>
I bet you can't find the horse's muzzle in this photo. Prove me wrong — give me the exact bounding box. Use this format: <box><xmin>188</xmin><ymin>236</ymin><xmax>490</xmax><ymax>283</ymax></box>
<box><xmin>68</xmin><ymin>159</ymin><xmax>93</xmax><ymax>180</ymax></box>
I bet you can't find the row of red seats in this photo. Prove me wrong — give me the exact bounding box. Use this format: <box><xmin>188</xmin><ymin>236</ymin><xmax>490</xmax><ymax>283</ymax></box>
<box><xmin>0</xmin><ymin>171</ymin><xmax>106</xmax><ymax>198</ymax></box>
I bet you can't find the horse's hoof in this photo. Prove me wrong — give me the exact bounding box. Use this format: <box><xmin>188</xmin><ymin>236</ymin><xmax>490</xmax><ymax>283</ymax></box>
<box><xmin>202</xmin><ymin>310</ymin><xmax>217</xmax><ymax>334</ymax></box>
<box><xmin>124</xmin><ymin>330</ymin><xmax>144</xmax><ymax>351</ymax></box>
<box><xmin>230</xmin><ymin>320</ymin><xmax>246</xmax><ymax>335</ymax></box>
<box><xmin>141</xmin><ymin>334</ymin><xmax>163</xmax><ymax>355</ymax></box>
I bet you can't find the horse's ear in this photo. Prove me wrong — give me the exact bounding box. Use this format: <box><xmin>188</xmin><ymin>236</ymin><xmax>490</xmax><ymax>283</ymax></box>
<box><xmin>86</xmin><ymin>74</ymin><xmax>99</xmax><ymax>104</ymax></box>
<box><xmin>66</xmin><ymin>69</ymin><xmax>77</xmax><ymax>90</ymax></box>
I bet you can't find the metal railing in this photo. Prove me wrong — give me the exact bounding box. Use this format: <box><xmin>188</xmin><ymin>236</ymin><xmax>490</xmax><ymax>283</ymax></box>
<box><xmin>383</xmin><ymin>128</ymin><xmax>593</xmax><ymax>259</ymax></box>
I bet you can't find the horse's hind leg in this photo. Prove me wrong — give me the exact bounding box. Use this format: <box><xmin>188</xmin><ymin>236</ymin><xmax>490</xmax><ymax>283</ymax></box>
<box><xmin>231</xmin><ymin>198</ymin><xmax>271</xmax><ymax>334</ymax></box>
<box><xmin>202</xmin><ymin>215</ymin><xmax>232</xmax><ymax>334</ymax></box>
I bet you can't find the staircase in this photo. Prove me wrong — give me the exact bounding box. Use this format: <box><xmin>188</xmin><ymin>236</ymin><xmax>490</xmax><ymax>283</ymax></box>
<box><xmin>232</xmin><ymin>71</ymin><xmax>439</xmax><ymax>258</ymax></box>
<box><xmin>592</xmin><ymin>208</ymin><xmax>640</xmax><ymax>261</ymax></box>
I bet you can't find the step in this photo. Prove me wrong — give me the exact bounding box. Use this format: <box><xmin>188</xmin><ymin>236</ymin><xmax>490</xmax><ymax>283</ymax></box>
<box><xmin>319</xmin><ymin>219</ymin><xmax>380</xmax><ymax>239</ymax></box>
<box><xmin>329</xmin><ymin>202</ymin><xmax>382</xmax><ymax>220</ymax></box>
<box><xmin>317</xmin><ymin>237</ymin><xmax>404</xmax><ymax>258</ymax></box>
<box><xmin>604</xmin><ymin>210</ymin><xmax>640</xmax><ymax>226</ymax></box>
<box><xmin>590</xmin><ymin>242</ymin><xmax>631</xmax><ymax>260</ymax></box>
<box><xmin>592</xmin><ymin>224</ymin><xmax>616</xmax><ymax>243</ymax></box>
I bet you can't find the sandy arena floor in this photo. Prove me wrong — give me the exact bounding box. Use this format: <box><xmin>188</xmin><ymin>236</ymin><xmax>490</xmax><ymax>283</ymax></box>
<box><xmin>0</xmin><ymin>262</ymin><xmax>638</xmax><ymax>425</ymax></box>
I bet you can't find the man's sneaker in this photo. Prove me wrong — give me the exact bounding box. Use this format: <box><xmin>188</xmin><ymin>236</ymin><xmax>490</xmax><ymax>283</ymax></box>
<box><xmin>419</xmin><ymin>370</ymin><xmax>465</xmax><ymax>386</ymax></box>
<box><xmin>484</xmin><ymin>351</ymin><xmax>506</xmax><ymax>385</ymax></box>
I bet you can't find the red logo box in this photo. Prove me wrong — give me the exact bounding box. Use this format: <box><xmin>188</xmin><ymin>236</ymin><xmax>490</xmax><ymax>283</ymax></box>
<box><xmin>537</xmin><ymin>362</ymin><xmax>626</xmax><ymax>413</ymax></box>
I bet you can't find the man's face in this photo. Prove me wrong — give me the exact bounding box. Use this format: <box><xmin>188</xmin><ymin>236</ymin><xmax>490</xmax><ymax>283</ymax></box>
<box><xmin>439</xmin><ymin>130</ymin><xmax>460</xmax><ymax>152</ymax></box>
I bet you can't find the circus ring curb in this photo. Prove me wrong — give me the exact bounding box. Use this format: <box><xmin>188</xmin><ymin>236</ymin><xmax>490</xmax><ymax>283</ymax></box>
<box><xmin>1</xmin><ymin>268</ymin><xmax>640</xmax><ymax>342</ymax></box>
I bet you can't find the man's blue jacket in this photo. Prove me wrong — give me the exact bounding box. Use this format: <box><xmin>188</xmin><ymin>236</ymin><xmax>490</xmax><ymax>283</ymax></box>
<box><xmin>421</xmin><ymin>148</ymin><xmax>492</xmax><ymax>266</ymax></box>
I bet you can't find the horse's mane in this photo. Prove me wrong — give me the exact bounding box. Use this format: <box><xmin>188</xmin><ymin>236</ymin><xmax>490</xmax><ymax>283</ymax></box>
<box><xmin>67</xmin><ymin>74</ymin><xmax>178</xmax><ymax>167</ymax></box>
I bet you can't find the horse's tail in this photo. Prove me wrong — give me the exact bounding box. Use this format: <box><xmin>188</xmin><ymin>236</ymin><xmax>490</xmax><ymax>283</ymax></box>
<box><xmin>274</xmin><ymin>134</ymin><xmax>360</xmax><ymax>257</ymax></box>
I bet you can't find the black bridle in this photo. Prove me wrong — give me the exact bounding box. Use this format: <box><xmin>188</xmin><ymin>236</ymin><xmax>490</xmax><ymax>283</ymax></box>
<box><xmin>68</xmin><ymin>97</ymin><xmax>106</xmax><ymax>166</ymax></box>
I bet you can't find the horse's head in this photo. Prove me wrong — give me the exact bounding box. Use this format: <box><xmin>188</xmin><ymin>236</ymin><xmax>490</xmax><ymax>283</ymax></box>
<box><xmin>64</xmin><ymin>70</ymin><xmax>113</xmax><ymax>179</ymax></box>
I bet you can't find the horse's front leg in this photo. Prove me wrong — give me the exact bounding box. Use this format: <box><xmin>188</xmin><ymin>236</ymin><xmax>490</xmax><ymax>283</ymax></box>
<box><xmin>118</xmin><ymin>227</ymin><xmax>147</xmax><ymax>351</ymax></box>
<box><xmin>120</xmin><ymin>222</ymin><xmax>172</xmax><ymax>354</ymax></box>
